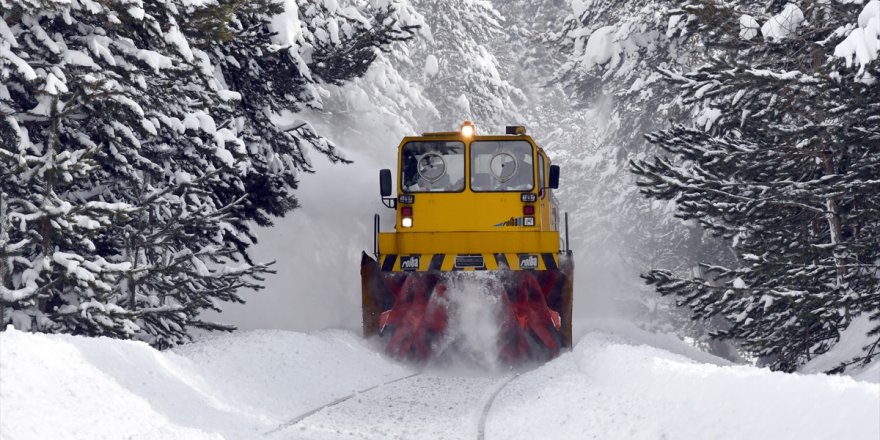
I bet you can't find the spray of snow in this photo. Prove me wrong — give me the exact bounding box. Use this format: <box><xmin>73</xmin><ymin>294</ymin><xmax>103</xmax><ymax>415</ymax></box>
<box><xmin>428</xmin><ymin>274</ymin><xmax>507</xmax><ymax>372</ymax></box>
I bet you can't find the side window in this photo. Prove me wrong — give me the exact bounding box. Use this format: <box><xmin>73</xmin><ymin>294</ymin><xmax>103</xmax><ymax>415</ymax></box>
<box><xmin>538</xmin><ymin>154</ymin><xmax>545</xmax><ymax>197</ymax></box>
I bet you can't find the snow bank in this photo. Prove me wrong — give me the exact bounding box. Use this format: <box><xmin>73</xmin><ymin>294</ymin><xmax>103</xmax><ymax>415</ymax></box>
<box><xmin>2</xmin><ymin>327</ymin><xmax>876</xmax><ymax>439</ymax></box>
<box><xmin>0</xmin><ymin>328</ymin><xmax>409</xmax><ymax>440</ymax></box>
<box><xmin>487</xmin><ymin>332</ymin><xmax>880</xmax><ymax>440</ymax></box>
<box><xmin>574</xmin><ymin>318</ymin><xmax>733</xmax><ymax>366</ymax></box>
<box><xmin>802</xmin><ymin>314</ymin><xmax>880</xmax><ymax>382</ymax></box>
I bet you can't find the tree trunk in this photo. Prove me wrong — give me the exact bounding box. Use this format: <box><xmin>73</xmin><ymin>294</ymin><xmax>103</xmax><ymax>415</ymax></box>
<box><xmin>0</xmin><ymin>191</ymin><xmax>7</xmax><ymax>326</ymax></box>
<box><xmin>820</xmin><ymin>151</ymin><xmax>845</xmax><ymax>287</ymax></box>
<box><xmin>0</xmin><ymin>191</ymin><xmax>7</xmax><ymax>290</ymax></box>
<box><xmin>38</xmin><ymin>99</ymin><xmax>61</xmax><ymax>314</ymax></box>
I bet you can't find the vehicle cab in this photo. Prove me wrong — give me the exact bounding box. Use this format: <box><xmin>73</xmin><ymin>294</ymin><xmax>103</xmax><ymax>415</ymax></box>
<box><xmin>382</xmin><ymin>122</ymin><xmax>560</xmax><ymax>233</ymax></box>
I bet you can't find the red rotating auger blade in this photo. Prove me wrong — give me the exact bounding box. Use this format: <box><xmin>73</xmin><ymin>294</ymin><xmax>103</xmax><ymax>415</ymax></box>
<box><xmin>499</xmin><ymin>271</ymin><xmax>564</xmax><ymax>362</ymax></box>
<box><xmin>361</xmin><ymin>252</ymin><xmax>573</xmax><ymax>363</ymax></box>
<box><xmin>379</xmin><ymin>274</ymin><xmax>448</xmax><ymax>360</ymax></box>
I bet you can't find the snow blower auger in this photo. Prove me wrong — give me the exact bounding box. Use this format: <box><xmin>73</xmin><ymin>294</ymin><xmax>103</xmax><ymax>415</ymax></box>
<box><xmin>361</xmin><ymin>122</ymin><xmax>573</xmax><ymax>362</ymax></box>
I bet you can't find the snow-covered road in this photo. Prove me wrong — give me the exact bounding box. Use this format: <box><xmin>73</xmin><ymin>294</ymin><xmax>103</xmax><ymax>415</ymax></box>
<box><xmin>270</xmin><ymin>374</ymin><xmax>509</xmax><ymax>439</ymax></box>
<box><xmin>1</xmin><ymin>325</ymin><xmax>877</xmax><ymax>440</ymax></box>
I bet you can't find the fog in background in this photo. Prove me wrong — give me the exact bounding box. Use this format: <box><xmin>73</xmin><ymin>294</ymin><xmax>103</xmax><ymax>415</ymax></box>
<box><xmin>206</xmin><ymin>109</ymin><xmax>402</xmax><ymax>332</ymax></box>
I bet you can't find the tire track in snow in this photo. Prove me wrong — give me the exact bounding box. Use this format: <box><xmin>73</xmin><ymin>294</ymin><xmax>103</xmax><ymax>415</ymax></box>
<box><xmin>476</xmin><ymin>374</ymin><xmax>519</xmax><ymax>440</ymax></box>
<box><xmin>264</xmin><ymin>373</ymin><xmax>420</xmax><ymax>436</ymax></box>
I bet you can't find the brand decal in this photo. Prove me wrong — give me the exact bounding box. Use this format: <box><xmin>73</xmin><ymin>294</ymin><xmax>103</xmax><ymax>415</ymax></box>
<box><xmin>493</xmin><ymin>216</ymin><xmax>536</xmax><ymax>227</ymax></box>
<box><xmin>519</xmin><ymin>254</ymin><xmax>539</xmax><ymax>269</ymax></box>
<box><xmin>494</xmin><ymin>217</ymin><xmax>523</xmax><ymax>227</ymax></box>
<box><xmin>400</xmin><ymin>255</ymin><xmax>420</xmax><ymax>271</ymax></box>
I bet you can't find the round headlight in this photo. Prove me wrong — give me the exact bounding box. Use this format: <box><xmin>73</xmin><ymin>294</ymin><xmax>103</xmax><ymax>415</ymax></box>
<box><xmin>460</xmin><ymin>121</ymin><xmax>476</xmax><ymax>137</ymax></box>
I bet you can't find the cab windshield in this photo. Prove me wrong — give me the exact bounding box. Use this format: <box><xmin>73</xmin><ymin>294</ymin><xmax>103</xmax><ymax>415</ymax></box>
<box><xmin>401</xmin><ymin>141</ymin><xmax>465</xmax><ymax>192</ymax></box>
<box><xmin>470</xmin><ymin>140</ymin><xmax>534</xmax><ymax>191</ymax></box>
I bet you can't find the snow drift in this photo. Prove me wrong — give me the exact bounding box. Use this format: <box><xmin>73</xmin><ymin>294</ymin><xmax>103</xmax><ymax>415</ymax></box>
<box><xmin>0</xmin><ymin>326</ymin><xmax>877</xmax><ymax>440</ymax></box>
<box><xmin>0</xmin><ymin>327</ymin><xmax>409</xmax><ymax>440</ymax></box>
<box><xmin>488</xmin><ymin>331</ymin><xmax>879</xmax><ymax>439</ymax></box>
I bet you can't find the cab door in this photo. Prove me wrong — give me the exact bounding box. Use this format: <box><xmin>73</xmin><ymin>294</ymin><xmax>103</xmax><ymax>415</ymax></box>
<box><xmin>537</xmin><ymin>151</ymin><xmax>553</xmax><ymax>231</ymax></box>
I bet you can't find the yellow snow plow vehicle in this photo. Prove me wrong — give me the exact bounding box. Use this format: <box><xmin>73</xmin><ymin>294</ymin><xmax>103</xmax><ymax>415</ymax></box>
<box><xmin>361</xmin><ymin>122</ymin><xmax>573</xmax><ymax>361</ymax></box>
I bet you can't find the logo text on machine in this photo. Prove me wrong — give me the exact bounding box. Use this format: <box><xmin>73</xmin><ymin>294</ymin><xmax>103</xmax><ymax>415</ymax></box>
<box><xmin>400</xmin><ymin>255</ymin><xmax>420</xmax><ymax>271</ymax></box>
<box><xmin>519</xmin><ymin>254</ymin><xmax>539</xmax><ymax>269</ymax></box>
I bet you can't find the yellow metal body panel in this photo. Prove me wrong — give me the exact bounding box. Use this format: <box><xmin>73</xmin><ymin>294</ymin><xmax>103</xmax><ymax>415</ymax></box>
<box><xmin>379</xmin><ymin>132</ymin><xmax>563</xmax><ymax>271</ymax></box>
<box><xmin>394</xmin><ymin>134</ymin><xmax>555</xmax><ymax>233</ymax></box>
<box><xmin>378</xmin><ymin>231</ymin><xmax>559</xmax><ymax>255</ymax></box>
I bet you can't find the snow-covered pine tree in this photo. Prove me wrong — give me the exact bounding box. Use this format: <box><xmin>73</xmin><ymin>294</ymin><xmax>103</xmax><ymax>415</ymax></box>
<box><xmin>278</xmin><ymin>0</ymin><xmax>438</xmax><ymax>145</ymax></box>
<box><xmin>546</xmin><ymin>0</ymin><xmax>740</xmax><ymax>345</ymax></box>
<box><xmin>552</xmin><ymin>0</ymin><xmax>696</xmax><ymax>251</ymax></box>
<box><xmin>632</xmin><ymin>0</ymin><xmax>880</xmax><ymax>372</ymax></box>
<box><xmin>1</xmin><ymin>0</ymin><xmax>419</xmax><ymax>346</ymax></box>
<box><xmin>0</xmin><ymin>108</ymin><xmax>136</xmax><ymax>336</ymax></box>
<box><xmin>181</xmin><ymin>0</ymin><xmax>419</xmax><ymax>230</ymax></box>
<box><xmin>0</xmin><ymin>0</ymin><xmax>168</xmax><ymax>336</ymax></box>
<box><xmin>0</xmin><ymin>0</ymin><xmax>266</xmax><ymax>342</ymax></box>
<box><xmin>407</xmin><ymin>0</ymin><xmax>525</xmax><ymax>129</ymax></box>
<box><xmin>487</xmin><ymin>0</ymin><xmax>575</xmax><ymax>142</ymax></box>
<box><xmin>554</xmin><ymin>0</ymin><xmax>698</xmax><ymax>153</ymax></box>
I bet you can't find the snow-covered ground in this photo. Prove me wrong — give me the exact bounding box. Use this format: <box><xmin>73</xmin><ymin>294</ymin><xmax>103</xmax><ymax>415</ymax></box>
<box><xmin>0</xmin><ymin>327</ymin><xmax>409</xmax><ymax>440</ymax></box>
<box><xmin>801</xmin><ymin>314</ymin><xmax>880</xmax><ymax>382</ymax></box>
<box><xmin>2</xmin><ymin>323</ymin><xmax>877</xmax><ymax>440</ymax></box>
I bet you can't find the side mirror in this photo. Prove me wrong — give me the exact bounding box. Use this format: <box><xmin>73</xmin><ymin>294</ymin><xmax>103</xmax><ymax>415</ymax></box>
<box><xmin>548</xmin><ymin>165</ymin><xmax>560</xmax><ymax>189</ymax></box>
<box><xmin>379</xmin><ymin>169</ymin><xmax>392</xmax><ymax>197</ymax></box>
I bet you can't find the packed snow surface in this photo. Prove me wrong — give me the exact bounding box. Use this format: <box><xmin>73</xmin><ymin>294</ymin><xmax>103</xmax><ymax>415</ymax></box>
<box><xmin>1</xmin><ymin>325</ymin><xmax>877</xmax><ymax>440</ymax></box>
